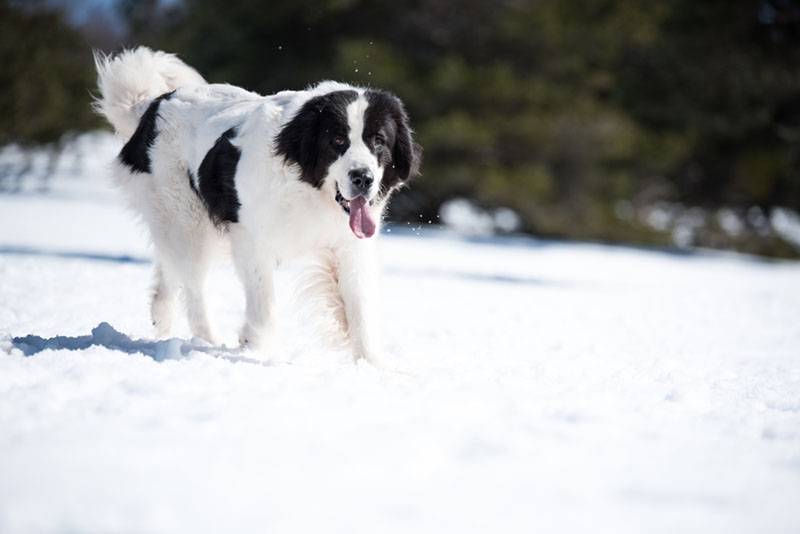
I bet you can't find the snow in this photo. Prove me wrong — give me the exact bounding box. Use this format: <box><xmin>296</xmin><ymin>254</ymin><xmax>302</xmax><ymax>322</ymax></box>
<box><xmin>1</xmin><ymin>133</ymin><xmax>799</xmax><ymax>533</ymax></box>
<box><xmin>772</xmin><ymin>207</ymin><xmax>800</xmax><ymax>248</ymax></box>
<box><xmin>440</xmin><ymin>197</ymin><xmax>522</xmax><ymax>235</ymax></box>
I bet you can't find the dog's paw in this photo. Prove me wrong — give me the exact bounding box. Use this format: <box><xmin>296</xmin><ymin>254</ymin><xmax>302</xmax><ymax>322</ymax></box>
<box><xmin>238</xmin><ymin>330</ymin><xmax>260</xmax><ymax>349</ymax></box>
<box><xmin>353</xmin><ymin>345</ymin><xmax>387</xmax><ymax>367</ymax></box>
<box><xmin>238</xmin><ymin>323</ymin><xmax>274</xmax><ymax>353</ymax></box>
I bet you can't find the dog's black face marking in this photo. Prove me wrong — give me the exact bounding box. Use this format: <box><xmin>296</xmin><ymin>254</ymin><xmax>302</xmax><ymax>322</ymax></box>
<box><xmin>118</xmin><ymin>90</ymin><xmax>175</xmax><ymax>173</ymax></box>
<box><xmin>364</xmin><ymin>90</ymin><xmax>422</xmax><ymax>197</ymax></box>
<box><xmin>197</xmin><ymin>127</ymin><xmax>242</xmax><ymax>225</ymax></box>
<box><xmin>275</xmin><ymin>90</ymin><xmax>358</xmax><ymax>188</ymax></box>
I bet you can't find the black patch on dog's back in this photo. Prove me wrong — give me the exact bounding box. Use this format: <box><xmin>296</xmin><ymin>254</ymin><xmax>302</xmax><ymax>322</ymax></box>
<box><xmin>275</xmin><ymin>90</ymin><xmax>358</xmax><ymax>188</ymax></box>
<box><xmin>118</xmin><ymin>91</ymin><xmax>175</xmax><ymax>173</ymax></box>
<box><xmin>197</xmin><ymin>127</ymin><xmax>242</xmax><ymax>225</ymax></box>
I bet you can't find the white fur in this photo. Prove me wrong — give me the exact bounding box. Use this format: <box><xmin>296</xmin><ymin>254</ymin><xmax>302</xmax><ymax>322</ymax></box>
<box><xmin>95</xmin><ymin>47</ymin><xmax>388</xmax><ymax>362</ymax></box>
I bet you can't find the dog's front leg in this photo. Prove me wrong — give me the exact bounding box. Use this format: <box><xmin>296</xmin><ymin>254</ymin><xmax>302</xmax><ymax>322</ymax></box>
<box><xmin>335</xmin><ymin>241</ymin><xmax>382</xmax><ymax>363</ymax></box>
<box><xmin>231</xmin><ymin>229</ymin><xmax>277</xmax><ymax>352</ymax></box>
<box><xmin>237</xmin><ymin>255</ymin><xmax>277</xmax><ymax>351</ymax></box>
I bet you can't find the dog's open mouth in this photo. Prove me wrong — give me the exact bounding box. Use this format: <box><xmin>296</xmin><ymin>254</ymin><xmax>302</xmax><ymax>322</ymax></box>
<box><xmin>336</xmin><ymin>185</ymin><xmax>377</xmax><ymax>239</ymax></box>
<box><xmin>335</xmin><ymin>187</ymin><xmax>352</xmax><ymax>214</ymax></box>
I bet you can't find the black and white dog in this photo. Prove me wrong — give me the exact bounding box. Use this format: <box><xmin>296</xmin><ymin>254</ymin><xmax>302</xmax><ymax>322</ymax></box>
<box><xmin>94</xmin><ymin>47</ymin><xmax>421</xmax><ymax>362</ymax></box>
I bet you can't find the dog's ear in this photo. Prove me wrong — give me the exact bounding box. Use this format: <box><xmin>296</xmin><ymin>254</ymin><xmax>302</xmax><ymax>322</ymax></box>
<box><xmin>394</xmin><ymin>112</ymin><xmax>422</xmax><ymax>182</ymax></box>
<box><xmin>275</xmin><ymin>96</ymin><xmax>325</xmax><ymax>187</ymax></box>
<box><xmin>275</xmin><ymin>91</ymin><xmax>358</xmax><ymax>188</ymax></box>
<box><xmin>385</xmin><ymin>95</ymin><xmax>422</xmax><ymax>187</ymax></box>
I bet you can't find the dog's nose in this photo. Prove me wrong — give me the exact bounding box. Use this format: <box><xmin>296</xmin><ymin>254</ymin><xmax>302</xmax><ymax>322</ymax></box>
<box><xmin>348</xmin><ymin>168</ymin><xmax>373</xmax><ymax>194</ymax></box>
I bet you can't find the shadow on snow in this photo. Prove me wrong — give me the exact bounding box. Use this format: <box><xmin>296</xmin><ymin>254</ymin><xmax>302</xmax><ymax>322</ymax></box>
<box><xmin>0</xmin><ymin>245</ymin><xmax>150</xmax><ymax>265</ymax></box>
<box><xmin>10</xmin><ymin>322</ymin><xmax>266</xmax><ymax>365</ymax></box>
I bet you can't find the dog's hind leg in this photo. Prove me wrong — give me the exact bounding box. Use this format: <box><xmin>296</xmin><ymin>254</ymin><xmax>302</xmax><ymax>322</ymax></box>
<box><xmin>149</xmin><ymin>213</ymin><xmax>218</xmax><ymax>345</ymax></box>
<box><xmin>179</xmin><ymin>247</ymin><xmax>217</xmax><ymax>345</ymax></box>
<box><xmin>150</xmin><ymin>262</ymin><xmax>178</xmax><ymax>338</ymax></box>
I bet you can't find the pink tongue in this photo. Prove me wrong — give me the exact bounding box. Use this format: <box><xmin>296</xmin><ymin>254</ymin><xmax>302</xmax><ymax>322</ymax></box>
<box><xmin>348</xmin><ymin>196</ymin><xmax>376</xmax><ymax>239</ymax></box>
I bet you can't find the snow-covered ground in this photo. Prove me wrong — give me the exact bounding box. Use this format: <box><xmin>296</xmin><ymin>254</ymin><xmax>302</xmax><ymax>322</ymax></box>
<box><xmin>1</xmin><ymin>134</ymin><xmax>799</xmax><ymax>533</ymax></box>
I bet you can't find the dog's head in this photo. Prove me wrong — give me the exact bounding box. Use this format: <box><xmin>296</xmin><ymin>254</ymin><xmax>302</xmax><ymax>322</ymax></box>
<box><xmin>276</xmin><ymin>87</ymin><xmax>422</xmax><ymax>239</ymax></box>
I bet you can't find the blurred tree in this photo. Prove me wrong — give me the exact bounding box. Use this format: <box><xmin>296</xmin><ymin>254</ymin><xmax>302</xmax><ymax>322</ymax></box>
<box><xmin>0</xmin><ymin>0</ymin><xmax>100</xmax><ymax>189</ymax></box>
<box><xmin>3</xmin><ymin>0</ymin><xmax>799</xmax><ymax>256</ymax></box>
<box><xmin>616</xmin><ymin>0</ymin><xmax>800</xmax><ymax>208</ymax></box>
<box><xmin>113</xmin><ymin>0</ymin><xmax>800</xmax><ymax>256</ymax></box>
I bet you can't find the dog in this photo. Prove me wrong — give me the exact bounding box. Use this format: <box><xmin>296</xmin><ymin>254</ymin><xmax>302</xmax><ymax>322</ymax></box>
<box><xmin>93</xmin><ymin>47</ymin><xmax>421</xmax><ymax>362</ymax></box>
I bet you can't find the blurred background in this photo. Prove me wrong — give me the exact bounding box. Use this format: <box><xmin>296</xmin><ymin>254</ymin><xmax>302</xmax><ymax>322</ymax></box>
<box><xmin>2</xmin><ymin>0</ymin><xmax>800</xmax><ymax>257</ymax></box>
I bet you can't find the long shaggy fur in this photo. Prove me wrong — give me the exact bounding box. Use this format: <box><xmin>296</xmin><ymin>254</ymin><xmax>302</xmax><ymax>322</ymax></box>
<box><xmin>291</xmin><ymin>251</ymin><xmax>351</xmax><ymax>351</ymax></box>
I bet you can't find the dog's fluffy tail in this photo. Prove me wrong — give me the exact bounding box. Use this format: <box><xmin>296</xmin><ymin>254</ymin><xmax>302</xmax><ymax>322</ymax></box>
<box><xmin>93</xmin><ymin>47</ymin><xmax>206</xmax><ymax>138</ymax></box>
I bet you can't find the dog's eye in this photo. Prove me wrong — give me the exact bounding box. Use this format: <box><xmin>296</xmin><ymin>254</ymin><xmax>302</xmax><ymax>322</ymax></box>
<box><xmin>373</xmin><ymin>135</ymin><xmax>385</xmax><ymax>147</ymax></box>
<box><xmin>333</xmin><ymin>135</ymin><xmax>346</xmax><ymax>147</ymax></box>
